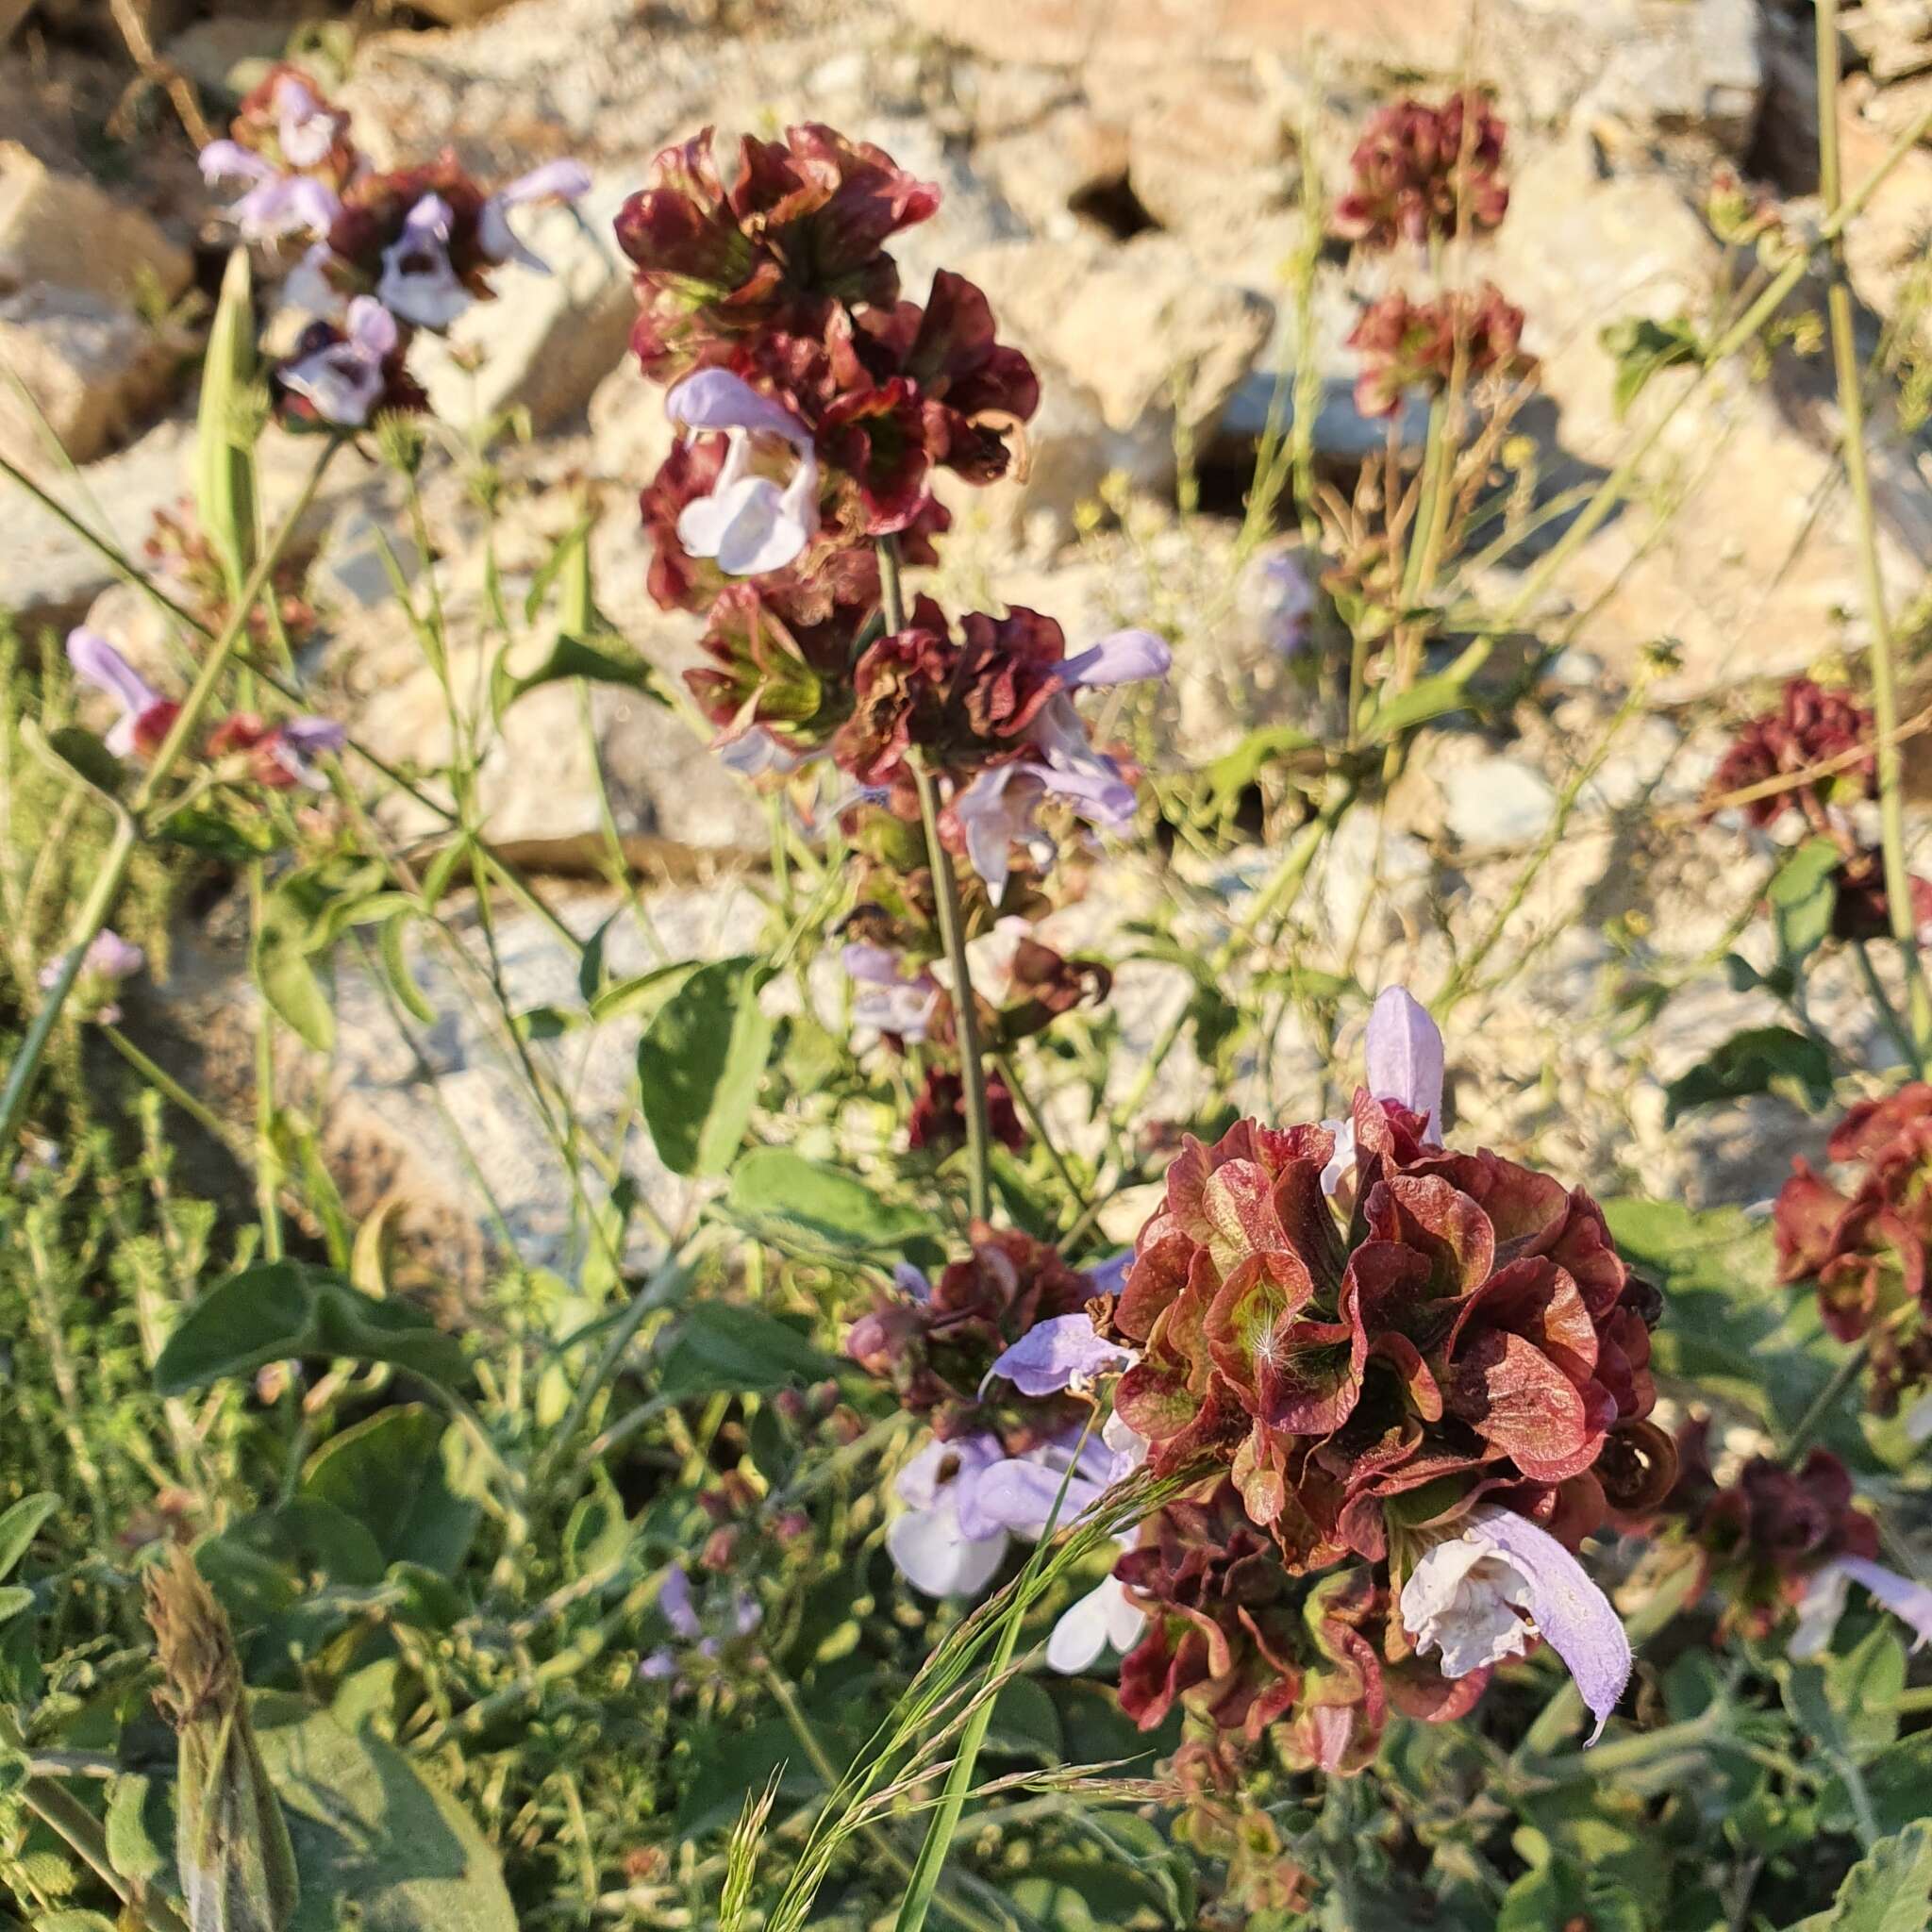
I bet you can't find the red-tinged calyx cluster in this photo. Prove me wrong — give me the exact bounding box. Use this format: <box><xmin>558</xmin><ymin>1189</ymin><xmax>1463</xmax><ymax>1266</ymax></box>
<box><xmin>844</xmin><ymin>1224</ymin><xmax>1096</xmax><ymax>1445</ymax></box>
<box><xmin>142</xmin><ymin>508</ymin><xmax>317</xmax><ymax>654</ymax></box>
<box><xmin>614</xmin><ymin>124</ymin><xmax>941</xmax><ymax>379</ymax></box>
<box><xmin>1776</xmin><ymin>1086</ymin><xmax>1932</xmax><ymax>1411</ymax></box>
<box><xmin>1658</xmin><ymin>1418</ymin><xmax>1877</xmax><ymax>1637</ymax></box>
<box><xmin>1707</xmin><ymin>676</ymin><xmax>1875</xmax><ymax>831</ymax></box>
<box><xmin>1106</xmin><ymin>1096</ymin><xmax>1669</xmax><ymax>1574</ymax></box>
<box><xmin>1347</xmin><ymin>284</ymin><xmax>1533</xmax><ymax>419</ymax></box>
<box><xmin>1705</xmin><ymin>675</ymin><xmax>1928</xmax><ymax>950</ymax></box>
<box><xmin>1114</xmin><ymin>1482</ymin><xmax>1488</xmax><ymax>1769</ymax></box>
<box><xmin>907</xmin><ymin>1067</ymin><xmax>1025</xmax><ymax>1156</ymax></box>
<box><xmin>1333</xmin><ymin>90</ymin><xmax>1509</xmax><ymax>251</ymax></box>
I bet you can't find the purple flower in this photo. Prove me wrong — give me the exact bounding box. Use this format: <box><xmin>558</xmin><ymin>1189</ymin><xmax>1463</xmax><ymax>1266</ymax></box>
<box><xmin>1248</xmin><ymin>550</ymin><xmax>1316</xmax><ymax>658</ymax></box>
<box><xmin>1400</xmin><ymin>1504</ymin><xmax>1631</xmax><ymax>1742</ymax></box>
<box><xmin>271</xmin><ymin>716</ymin><xmax>347</xmax><ymax>790</ymax></box>
<box><xmin>1366</xmin><ymin>984</ymin><xmax>1443</xmax><ymax>1135</ymax></box>
<box><xmin>279</xmin><ymin>298</ymin><xmax>400</xmax><ymax>429</ymax></box>
<box><xmin>377</xmin><ymin>194</ymin><xmax>469</xmax><ymax>330</ymax></box>
<box><xmin>65</xmin><ymin>627</ymin><xmax>175</xmax><ymax>758</ymax></box>
<box><xmin>843</xmin><ymin>942</ymin><xmax>941</xmax><ymax>1042</ymax></box>
<box><xmin>199</xmin><ymin>143</ymin><xmax>341</xmax><ymax>242</ymax></box>
<box><xmin>1087</xmin><ymin>1252</ymin><xmax>1131</xmax><ymax>1297</ymax></box>
<box><xmin>638</xmin><ymin>1649</ymin><xmax>678</xmax><ymax>1681</ymax></box>
<box><xmin>476</xmin><ymin>159</ymin><xmax>594</xmax><ymax>270</ymax></box>
<box><xmin>716</xmin><ymin>728</ymin><xmax>805</xmax><ymax>779</ymax></box>
<box><xmin>891</xmin><ymin>1261</ymin><xmax>932</xmax><ymax>1303</ymax></box>
<box><xmin>665</xmin><ymin>371</ymin><xmax>821</xmax><ymax>577</ymax></box>
<box><xmin>1321</xmin><ymin>983</ymin><xmax>1445</xmax><ymax>1194</ymax></box>
<box><xmin>659</xmin><ymin>1565</ymin><xmax>702</xmax><ymax>1640</ymax></box>
<box><xmin>887</xmin><ymin>1431</ymin><xmax>1010</xmax><ymax>1598</ymax></box>
<box><xmin>264</xmin><ymin>69</ymin><xmax>339</xmax><ymax>169</ymax></box>
<box><xmin>42</xmin><ymin>928</ymin><xmax>144</xmax><ymax>1024</ymax></box>
<box><xmin>985</xmin><ymin>1312</ymin><xmax>1137</xmax><ymax>1397</ymax></box>
<box><xmin>1792</xmin><ymin>1556</ymin><xmax>1932</xmax><ymax>1658</ymax></box>
<box><xmin>952</xmin><ymin>629</ymin><xmax>1170</xmax><ymax>898</ymax></box>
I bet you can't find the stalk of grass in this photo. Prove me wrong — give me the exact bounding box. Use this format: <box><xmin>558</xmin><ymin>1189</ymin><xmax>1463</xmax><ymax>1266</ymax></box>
<box><xmin>1816</xmin><ymin>0</ymin><xmax>1932</xmax><ymax>1066</ymax></box>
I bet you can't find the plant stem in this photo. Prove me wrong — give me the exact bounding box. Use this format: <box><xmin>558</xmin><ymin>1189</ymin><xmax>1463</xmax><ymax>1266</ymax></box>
<box><xmin>1818</xmin><ymin>0</ymin><xmax>1932</xmax><ymax>1064</ymax></box>
<box><xmin>1781</xmin><ymin>1336</ymin><xmax>1870</xmax><ymax>1466</ymax></box>
<box><xmin>0</xmin><ymin>439</ymin><xmax>340</xmax><ymax>1152</ymax></box>
<box><xmin>877</xmin><ymin>536</ymin><xmax>993</xmax><ymax>1223</ymax></box>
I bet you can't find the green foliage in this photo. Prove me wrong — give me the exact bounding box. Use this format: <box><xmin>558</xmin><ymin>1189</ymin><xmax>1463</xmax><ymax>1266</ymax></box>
<box><xmin>152</xmin><ymin>1261</ymin><xmax>467</xmax><ymax>1395</ymax></box>
<box><xmin>637</xmin><ymin>957</ymin><xmax>776</xmax><ymax>1175</ymax></box>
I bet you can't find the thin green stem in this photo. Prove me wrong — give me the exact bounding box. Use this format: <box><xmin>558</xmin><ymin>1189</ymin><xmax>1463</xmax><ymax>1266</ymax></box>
<box><xmin>879</xmin><ymin>536</ymin><xmax>992</xmax><ymax>1222</ymax></box>
<box><xmin>1818</xmin><ymin>0</ymin><xmax>1932</xmax><ymax>1063</ymax></box>
<box><xmin>1781</xmin><ymin>1337</ymin><xmax>1870</xmax><ymax>1466</ymax></box>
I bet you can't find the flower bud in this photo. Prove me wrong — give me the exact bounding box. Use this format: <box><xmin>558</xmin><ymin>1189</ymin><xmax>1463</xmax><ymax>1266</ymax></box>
<box><xmin>145</xmin><ymin>1547</ymin><xmax>300</xmax><ymax>1932</ymax></box>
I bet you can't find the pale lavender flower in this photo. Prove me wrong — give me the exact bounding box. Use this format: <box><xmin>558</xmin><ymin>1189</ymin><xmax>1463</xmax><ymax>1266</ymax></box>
<box><xmin>1087</xmin><ymin>1252</ymin><xmax>1131</xmax><ymax>1297</ymax></box>
<box><xmin>1400</xmin><ymin>1504</ymin><xmax>1631</xmax><ymax>1742</ymax></box>
<box><xmin>952</xmin><ymin>629</ymin><xmax>1170</xmax><ymax>897</ymax></box>
<box><xmin>843</xmin><ymin>942</ymin><xmax>942</xmax><ymax>1042</ymax></box>
<box><xmin>65</xmin><ymin>627</ymin><xmax>174</xmax><ymax>758</ymax></box>
<box><xmin>659</xmin><ymin>1564</ymin><xmax>702</xmax><ymax>1640</ymax></box>
<box><xmin>1791</xmin><ymin>1556</ymin><xmax>1932</xmax><ymax>1658</ymax></box>
<box><xmin>264</xmin><ymin>70</ymin><xmax>339</xmax><ymax>169</ymax></box>
<box><xmin>891</xmin><ymin>1260</ymin><xmax>932</xmax><ymax>1303</ymax></box>
<box><xmin>476</xmin><ymin>159</ymin><xmax>593</xmax><ymax>269</ymax></box>
<box><xmin>716</xmin><ymin>728</ymin><xmax>805</xmax><ymax>780</ymax></box>
<box><xmin>279</xmin><ymin>298</ymin><xmax>398</xmax><ymax>429</ymax></box>
<box><xmin>270</xmin><ymin>717</ymin><xmax>347</xmax><ymax>790</ymax></box>
<box><xmin>41</xmin><ymin>928</ymin><xmax>144</xmax><ymax>1025</ymax></box>
<box><xmin>984</xmin><ymin>1312</ymin><xmax>1136</xmax><ymax>1397</ymax></box>
<box><xmin>887</xmin><ymin>1432</ymin><xmax>1010</xmax><ymax>1598</ymax></box>
<box><xmin>198</xmin><ymin>143</ymin><xmax>341</xmax><ymax>243</ymax></box>
<box><xmin>638</xmin><ymin>1649</ymin><xmax>678</xmax><ymax>1681</ymax></box>
<box><xmin>1247</xmin><ymin>549</ymin><xmax>1316</xmax><ymax>658</ymax></box>
<box><xmin>1321</xmin><ymin>984</ymin><xmax>1445</xmax><ymax>1194</ymax></box>
<box><xmin>377</xmin><ymin>195</ymin><xmax>469</xmax><ymax>330</ymax></box>
<box><xmin>666</xmin><ymin>371</ymin><xmax>821</xmax><ymax>576</ymax></box>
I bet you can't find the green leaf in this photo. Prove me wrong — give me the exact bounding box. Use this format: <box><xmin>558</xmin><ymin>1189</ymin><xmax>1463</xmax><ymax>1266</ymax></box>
<box><xmin>254</xmin><ymin>891</ymin><xmax>335</xmax><ymax>1053</ymax></box>
<box><xmin>300</xmin><ymin>1407</ymin><xmax>480</xmax><ymax>1577</ymax></box>
<box><xmin>1194</xmin><ymin>723</ymin><xmax>1321</xmax><ymax>821</ymax></box>
<box><xmin>562</xmin><ymin>1466</ymin><xmax>631</xmax><ymax>1579</ymax></box>
<box><xmin>1788</xmin><ymin>1822</ymin><xmax>1932</xmax><ymax>1932</ymax></box>
<box><xmin>723</xmin><ymin>1148</ymin><xmax>940</xmax><ymax>1257</ymax></box>
<box><xmin>1360</xmin><ymin>670</ymin><xmax>1474</xmax><ymax>742</ymax></box>
<box><xmin>637</xmin><ymin>957</ymin><xmax>774</xmax><ymax>1176</ymax></box>
<box><xmin>197</xmin><ymin>246</ymin><xmax>259</xmax><ymax>592</ymax></box>
<box><xmin>591</xmin><ymin>959</ymin><xmax>701</xmax><ymax>1025</ymax></box>
<box><xmin>1662</xmin><ymin>1024</ymin><xmax>1834</xmax><ymax>1124</ymax></box>
<box><xmin>0</xmin><ymin>1492</ymin><xmax>56</xmax><ymax>1581</ymax></box>
<box><xmin>1768</xmin><ymin>837</ymin><xmax>1842</xmax><ymax>970</ymax></box>
<box><xmin>1604</xmin><ymin>1197</ymin><xmax>1860</xmax><ymax>1457</ymax></box>
<box><xmin>1602</xmin><ymin>314</ymin><xmax>1703</xmax><ymax>418</ymax></box>
<box><xmin>251</xmin><ymin>1693</ymin><xmax>518</xmax><ymax>1932</ymax></box>
<box><xmin>380</xmin><ymin>909</ymin><xmax>437</xmax><ymax>1024</ymax></box>
<box><xmin>153</xmin><ymin>1260</ymin><xmax>467</xmax><ymax>1396</ymax></box>
<box><xmin>43</xmin><ymin>724</ymin><xmax>127</xmax><ymax>799</ymax></box>
<box><xmin>0</xmin><ymin>1586</ymin><xmax>33</xmax><ymax>1624</ymax></box>
<box><xmin>654</xmin><ymin>1300</ymin><xmax>837</xmax><ymax>1402</ymax></box>
<box><xmin>212</xmin><ymin>1497</ymin><xmax>388</xmax><ymax>1591</ymax></box>
<box><xmin>1499</xmin><ymin>1859</ymin><xmax>1645</xmax><ymax>1932</ymax></box>
<box><xmin>490</xmin><ymin>631</ymin><xmax>655</xmax><ymax>724</ymax></box>
<box><xmin>1781</xmin><ymin>1623</ymin><xmax>1906</xmax><ymax>1768</ymax></box>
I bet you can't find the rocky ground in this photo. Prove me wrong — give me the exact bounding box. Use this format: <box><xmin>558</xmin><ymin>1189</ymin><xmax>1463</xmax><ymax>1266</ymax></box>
<box><xmin>8</xmin><ymin>0</ymin><xmax>1932</xmax><ymax>1279</ymax></box>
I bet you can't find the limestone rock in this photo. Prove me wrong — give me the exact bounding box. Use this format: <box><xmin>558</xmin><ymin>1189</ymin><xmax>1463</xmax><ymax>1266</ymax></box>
<box><xmin>0</xmin><ymin>287</ymin><xmax>181</xmax><ymax>468</ymax></box>
<box><xmin>953</xmin><ymin>233</ymin><xmax>1273</xmax><ymax>530</ymax></box>
<box><xmin>0</xmin><ymin>142</ymin><xmax>192</xmax><ymax>308</ymax></box>
<box><xmin>337</xmin><ymin>593</ymin><xmax>766</xmax><ymax>870</ymax></box>
<box><xmin>1442</xmin><ymin>755</ymin><xmax>1558</xmax><ymax>848</ymax></box>
<box><xmin>890</xmin><ymin>0</ymin><xmax>1462</xmax><ymax>74</ymax></box>
<box><xmin>0</xmin><ymin>417</ymin><xmax>193</xmax><ymax>629</ymax></box>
